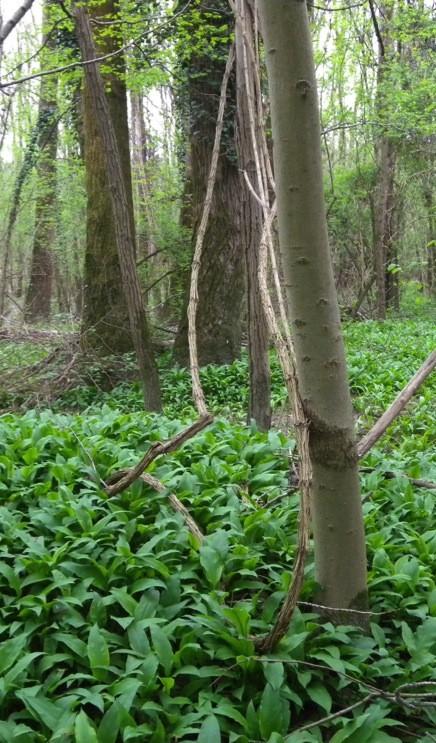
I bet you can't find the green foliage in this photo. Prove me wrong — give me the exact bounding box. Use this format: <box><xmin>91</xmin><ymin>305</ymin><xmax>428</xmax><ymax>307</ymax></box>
<box><xmin>0</xmin><ymin>320</ymin><xmax>435</xmax><ymax>739</ymax></box>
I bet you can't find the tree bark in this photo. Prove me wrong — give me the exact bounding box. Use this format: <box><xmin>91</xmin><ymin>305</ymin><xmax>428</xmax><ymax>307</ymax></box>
<box><xmin>258</xmin><ymin>0</ymin><xmax>368</xmax><ymax>610</ymax></box>
<box><xmin>173</xmin><ymin>0</ymin><xmax>244</xmax><ymax>367</ymax></box>
<box><xmin>80</xmin><ymin>0</ymin><xmax>135</xmax><ymax>355</ymax></box>
<box><xmin>235</xmin><ymin>0</ymin><xmax>271</xmax><ymax>430</ymax></box>
<box><xmin>24</xmin><ymin>0</ymin><xmax>57</xmax><ymax>323</ymax></box>
<box><xmin>74</xmin><ymin>4</ymin><xmax>161</xmax><ymax>412</ymax></box>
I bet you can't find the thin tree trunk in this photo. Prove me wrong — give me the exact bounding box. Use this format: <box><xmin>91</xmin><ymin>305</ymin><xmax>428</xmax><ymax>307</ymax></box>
<box><xmin>0</xmin><ymin>100</ymin><xmax>58</xmax><ymax>322</ymax></box>
<box><xmin>374</xmin><ymin>137</ymin><xmax>396</xmax><ymax>317</ymax></box>
<box><xmin>235</xmin><ymin>0</ymin><xmax>271</xmax><ymax>431</ymax></box>
<box><xmin>24</xmin><ymin>0</ymin><xmax>57</xmax><ymax>323</ymax></box>
<box><xmin>0</xmin><ymin>0</ymin><xmax>35</xmax><ymax>44</ymax></box>
<box><xmin>423</xmin><ymin>183</ymin><xmax>435</xmax><ymax>296</ymax></box>
<box><xmin>371</xmin><ymin>0</ymin><xmax>397</xmax><ymax>319</ymax></box>
<box><xmin>74</xmin><ymin>4</ymin><xmax>161</xmax><ymax>412</ymax></box>
<box><xmin>259</xmin><ymin>0</ymin><xmax>368</xmax><ymax>610</ymax></box>
<box><xmin>130</xmin><ymin>91</ymin><xmax>157</xmax><ymax>258</ymax></box>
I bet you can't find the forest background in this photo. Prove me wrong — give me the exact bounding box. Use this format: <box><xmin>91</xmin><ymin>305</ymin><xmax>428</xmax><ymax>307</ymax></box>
<box><xmin>0</xmin><ymin>0</ymin><xmax>435</xmax><ymax>741</ymax></box>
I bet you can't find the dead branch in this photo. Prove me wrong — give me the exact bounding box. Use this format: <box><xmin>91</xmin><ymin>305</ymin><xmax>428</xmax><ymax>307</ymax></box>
<box><xmin>105</xmin><ymin>414</ymin><xmax>213</xmax><ymax>497</ymax></box>
<box><xmin>357</xmin><ymin>350</ymin><xmax>436</xmax><ymax>459</ymax></box>
<box><xmin>140</xmin><ymin>472</ymin><xmax>204</xmax><ymax>542</ymax></box>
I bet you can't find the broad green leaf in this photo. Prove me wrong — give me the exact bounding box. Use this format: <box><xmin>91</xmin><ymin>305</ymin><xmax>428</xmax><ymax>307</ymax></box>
<box><xmin>0</xmin><ymin>635</ymin><xmax>27</xmax><ymax>673</ymax></box>
<box><xmin>307</xmin><ymin>682</ymin><xmax>332</xmax><ymax>713</ymax></box>
<box><xmin>97</xmin><ymin>702</ymin><xmax>123</xmax><ymax>743</ymax></box>
<box><xmin>75</xmin><ymin>711</ymin><xmax>98</xmax><ymax>743</ymax></box>
<box><xmin>87</xmin><ymin>625</ymin><xmax>110</xmax><ymax>680</ymax></box>
<box><xmin>259</xmin><ymin>684</ymin><xmax>284</xmax><ymax>740</ymax></box>
<box><xmin>18</xmin><ymin>692</ymin><xmax>65</xmax><ymax>732</ymax></box>
<box><xmin>150</xmin><ymin>625</ymin><xmax>173</xmax><ymax>675</ymax></box>
<box><xmin>199</xmin><ymin>545</ymin><xmax>224</xmax><ymax>587</ymax></box>
<box><xmin>198</xmin><ymin>715</ymin><xmax>221</xmax><ymax>743</ymax></box>
<box><xmin>263</xmin><ymin>662</ymin><xmax>285</xmax><ymax>691</ymax></box>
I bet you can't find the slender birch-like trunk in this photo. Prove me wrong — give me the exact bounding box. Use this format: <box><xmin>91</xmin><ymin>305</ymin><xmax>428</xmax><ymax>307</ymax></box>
<box><xmin>258</xmin><ymin>0</ymin><xmax>368</xmax><ymax>609</ymax></box>
<box><xmin>235</xmin><ymin>0</ymin><xmax>271</xmax><ymax>431</ymax></box>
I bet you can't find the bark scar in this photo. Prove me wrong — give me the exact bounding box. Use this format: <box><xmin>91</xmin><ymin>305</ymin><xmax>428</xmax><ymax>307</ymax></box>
<box><xmin>296</xmin><ymin>79</ymin><xmax>312</xmax><ymax>97</ymax></box>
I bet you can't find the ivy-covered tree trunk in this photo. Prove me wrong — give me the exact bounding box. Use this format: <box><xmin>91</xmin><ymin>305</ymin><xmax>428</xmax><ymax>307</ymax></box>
<box><xmin>235</xmin><ymin>0</ymin><xmax>271</xmax><ymax>430</ymax></box>
<box><xmin>74</xmin><ymin>4</ymin><xmax>161</xmax><ymax>411</ymax></box>
<box><xmin>173</xmin><ymin>0</ymin><xmax>244</xmax><ymax>367</ymax></box>
<box><xmin>80</xmin><ymin>0</ymin><xmax>134</xmax><ymax>354</ymax></box>
<box><xmin>24</xmin><ymin>0</ymin><xmax>57</xmax><ymax>323</ymax></box>
<box><xmin>258</xmin><ymin>0</ymin><xmax>368</xmax><ymax>610</ymax></box>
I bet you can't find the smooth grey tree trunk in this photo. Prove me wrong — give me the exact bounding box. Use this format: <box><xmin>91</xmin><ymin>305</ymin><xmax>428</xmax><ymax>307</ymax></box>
<box><xmin>258</xmin><ymin>0</ymin><xmax>368</xmax><ymax>610</ymax></box>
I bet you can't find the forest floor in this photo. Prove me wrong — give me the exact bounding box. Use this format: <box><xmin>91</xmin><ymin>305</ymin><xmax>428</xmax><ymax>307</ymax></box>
<box><xmin>0</xmin><ymin>318</ymin><xmax>435</xmax><ymax>741</ymax></box>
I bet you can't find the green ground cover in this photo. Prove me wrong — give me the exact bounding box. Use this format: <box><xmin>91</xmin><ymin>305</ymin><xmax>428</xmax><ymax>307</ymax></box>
<box><xmin>0</xmin><ymin>319</ymin><xmax>435</xmax><ymax>741</ymax></box>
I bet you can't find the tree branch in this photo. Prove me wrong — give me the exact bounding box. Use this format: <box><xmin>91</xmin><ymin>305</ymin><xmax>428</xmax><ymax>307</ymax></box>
<box><xmin>105</xmin><ymin>414</ymin><xmax>213</xmax><ymax>497</ymax></box>
<box><xmin>357</xmin><ymin>351</ymin><xmax>436</xmax><ymax>459</ymax></box>
<box><xmin>0</xmin><ymin>0</ymin><xmax>36</xmax><ymax>45</ymax></box>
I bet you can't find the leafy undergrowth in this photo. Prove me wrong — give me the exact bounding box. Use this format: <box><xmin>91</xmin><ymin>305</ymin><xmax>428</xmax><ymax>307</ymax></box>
<box><xmin>0</xmin><ymin>319</ymin><xmax>435</xmax><ymax>741</ymax></box>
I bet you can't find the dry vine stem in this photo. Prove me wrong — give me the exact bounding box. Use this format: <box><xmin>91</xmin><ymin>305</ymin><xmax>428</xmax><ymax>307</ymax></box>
<box><xmin>105</xmin><ymin>44</ymin><xmax>237</xmax><ymax>533</ymax></box>
<box><xmin>187</xmin><ymin>42</ymin><xmax>235</xmax><ymax>416</ymax></box>
<box><xmin>234</xmin><ymin>0</ymin><xmax>312</xmax><ymax>653</ymax></box>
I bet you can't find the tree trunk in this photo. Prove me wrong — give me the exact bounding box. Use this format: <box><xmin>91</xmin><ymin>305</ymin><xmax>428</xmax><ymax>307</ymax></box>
<box><xmin>130</xmin><ymin>91</ymin><xmax>157</xmax><ymax>258</ymax></box>
<box><xmin>235</xmin><ymin>0</ymin><xmax>271</xmax><ymax>430</ymax></box>
<box><xmin>80</xmin><ymin>0</ymin><xmax>135</xmax><ymax>355</ymax></box>
<box><xmin>423</xmin><ymin>183</ymin><xmax>435</xmax><ymax>297</ymax></box>
<box><xmin>74</xmin><ymin>4</ymin><xmax>161</xmax><ymax>412</ymax></box>
<box><xmin>24</xmin><ymin>0</ymin><xmax>57</xmax><ymax>323</ymax></box>
<box><xmin>374</xmin><ymin>137</ymin><xmax>396</xmax><ymax>317</ymax></box>
<box><xmin>371</xmin><ymin>0</ymin><xmax>398</xmax><ymax>319</ymax></box>
<box><xmin>173</xmin><ymin>0</ymin><xmax>244</xmax><ymax>367</ymax></box>
<box><xmin>258</xmin><ymin>0</ymin><xmax>368</xmax><ymax>610</ymax></box>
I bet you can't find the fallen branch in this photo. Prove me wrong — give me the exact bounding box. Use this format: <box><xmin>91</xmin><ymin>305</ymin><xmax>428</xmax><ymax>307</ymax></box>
<box><xmin>140</xmin><ymin>472</ymin><xmax>204</xmax><ymax>543</ymax></box>
<box><xmin>357</xmin><ymin>350</ymin><xmax>436</xmax><ymax>459</ymax></box>
<box><xmin>105</xmin><ymin>414</ymin><xmax>213</xmax><ymax>497</ymax></box>
<box><xmin>360</xmin><ymin>466</ymin><xmax>436</xmax><ymax>491</ymax></box>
